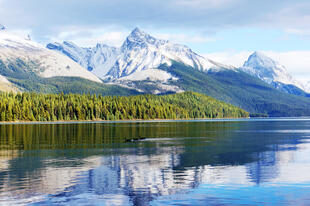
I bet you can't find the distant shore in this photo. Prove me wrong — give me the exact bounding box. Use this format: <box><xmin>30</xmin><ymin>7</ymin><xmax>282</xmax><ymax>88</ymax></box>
<box><xmin>3</xmin><ymin>117</ymin><xmax>310</xmax><ymax>125</ymax></box>
<box><xmin>0</xmin><ymin>117</ymin><xmax>256</xmax><ymax>125</ymax></box>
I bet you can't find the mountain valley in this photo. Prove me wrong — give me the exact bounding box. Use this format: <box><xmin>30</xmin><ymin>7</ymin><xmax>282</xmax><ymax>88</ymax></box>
<box><xmin>0</xmin><ymin>26</ymin><xmax>310</xmax><ymax>117</ymax></box>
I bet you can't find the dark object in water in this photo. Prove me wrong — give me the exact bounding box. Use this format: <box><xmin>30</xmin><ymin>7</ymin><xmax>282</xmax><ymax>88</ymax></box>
<box><xmin>125</xmin><ymin>137</ymin><xmax>146</xmax><ymax>142</ymax></box>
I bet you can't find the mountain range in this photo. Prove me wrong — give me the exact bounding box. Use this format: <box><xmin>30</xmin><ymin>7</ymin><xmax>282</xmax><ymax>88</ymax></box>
<box><xmin>48</xmin><ymin>28</ymin><xmax>309</xmax><ymax>96</ymax></box>
<box><xmin>1</xmin><ymin>26</ymin><xmax>310</xmax><ymax>116</ymax></box>
<box><xmin>48</xmin><ymin>28</ymin><xmax>233</xmax><ymax>80</ymax></box>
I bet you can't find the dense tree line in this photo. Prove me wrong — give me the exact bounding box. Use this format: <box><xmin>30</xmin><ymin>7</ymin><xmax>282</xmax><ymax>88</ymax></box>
<box><xmin>0</xmin><ymin>91</ymin><xmax>249</xmax><ymax>122</ymax></box>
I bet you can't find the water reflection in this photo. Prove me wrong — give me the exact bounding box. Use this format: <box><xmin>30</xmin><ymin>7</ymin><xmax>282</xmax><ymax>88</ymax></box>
<box><xmin>0</xmin><ymin>120</ymin><xmax>310</xmax><ymax>205</ymax></box>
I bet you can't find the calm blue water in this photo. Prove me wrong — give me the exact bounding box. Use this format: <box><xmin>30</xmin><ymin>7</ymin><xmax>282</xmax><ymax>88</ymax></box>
<box><xmin>0</xmin><ymin>119</ymin><xmax>310</xmax><ymax>205</ymax></box>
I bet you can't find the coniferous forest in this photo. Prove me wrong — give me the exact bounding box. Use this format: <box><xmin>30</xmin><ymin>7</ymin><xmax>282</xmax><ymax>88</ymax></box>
<box><xmin>0</xmin><ymin>91</ymin><xmax>248</xmax><ymax>121</ymax></box>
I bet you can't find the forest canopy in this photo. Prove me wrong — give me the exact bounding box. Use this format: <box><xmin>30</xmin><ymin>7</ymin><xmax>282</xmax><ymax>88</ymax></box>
<box><xmin>0</xmin><ymin>91</ymin><xmax>249</xmax><ymax>122</ymax></box>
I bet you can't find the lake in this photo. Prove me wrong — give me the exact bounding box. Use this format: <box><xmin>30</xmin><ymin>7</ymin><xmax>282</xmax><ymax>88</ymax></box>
<box><xmin>0</xmin><ymin>119</ymin><xmax>310</xmax><ymax>205</ymax></box>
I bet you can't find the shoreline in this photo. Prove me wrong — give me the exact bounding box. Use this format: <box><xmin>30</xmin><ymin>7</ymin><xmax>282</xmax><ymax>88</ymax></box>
<box><xmin>1</xmin><ymin>117</ymin><xmax>310</xmax><ymax>125</ymax></box>
<box><xmin>0</xmin><ymin>117</ymin><xmax>249</xmax><ymax>125</ymax></box>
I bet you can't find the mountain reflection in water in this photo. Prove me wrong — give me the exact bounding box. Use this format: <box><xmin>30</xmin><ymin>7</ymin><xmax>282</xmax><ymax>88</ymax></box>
<box><xmin>0</xmin><ymin>120</ymin><xmax>310</xmax><ymax>205</ymax></box>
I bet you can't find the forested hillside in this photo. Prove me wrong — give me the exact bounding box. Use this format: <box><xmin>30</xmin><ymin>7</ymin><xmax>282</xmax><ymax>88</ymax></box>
<box><xmin>0</xmin><ymin>91</ymin><xmax>248</xmax><ymax>121</ymax></box>
<box><xmin>160</xmin><ymin>62</ymin><xmax>310</xmax><ymax>117</ymax></box>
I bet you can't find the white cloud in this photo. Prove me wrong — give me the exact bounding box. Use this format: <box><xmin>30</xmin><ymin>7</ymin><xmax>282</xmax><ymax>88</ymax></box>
<box><xmin>204</xmin><ymin>51</ymin><xmax>251</xmax><ymax>67</ymax></box>
<box><xmin>48</xmin><ymin>27</ymin><xmax>128</xmax><ymax>47</ymax></box>
<box><xmin>2</xmin><ymin>0</ymin><xmax>310</xmax><ymax>42</ymax></box>
<box><xmin>9</xmin><ymin>29</ymin><xmax>32</xmax><ymax>39</ymax></box>
<box><xmin>155</xmin><ymin>33</ymin><xmax>216</xmax><ymax>44</ymax></box>
<box><xmin>204</xmin><ymin>50</ymin><xmax>310</xmax><ymax>83</ymax></box>
<box><xmin>46</xmin><ymin>27</ymin><xmax>217</xmax><ymax>48</ymax></box>
<box><xmin>264</xmin><ymin>51</ymin><xmax>310</xmax><ymax>83</ymax></box>
<box><xmin>265</xmin><ymin>2</ymin><xmax>310</xmax><ymax>35</ymax></box>
<box><xmin>174</xmin><ymin>0</ymin><xmax>237</xmax><ymax>9</ymax></box>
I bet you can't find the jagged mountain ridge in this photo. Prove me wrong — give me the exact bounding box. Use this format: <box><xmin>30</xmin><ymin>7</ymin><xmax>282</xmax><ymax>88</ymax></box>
<box><xmin>239</xmin><ymin>52</ymin><xmax>309</xmax><ymax>94</ymax></box>
<box><xmin>47</xmin><ymin>28</ymin><xmax>234</xmax><ymax>82</ymax></box>
<box><xmin>107</xmin><ymin>28</ymin><xmax>234</xmax><ymax>79</ymax></box>
<box><xmin>47</xmin><ymin>29</ymin><xmax>309</xmax><ymax>96</ymax></box>
<box><xmin>47</xmin><ymin>41</ymin><xmax>119</xmax><ymax>78</ymax></box>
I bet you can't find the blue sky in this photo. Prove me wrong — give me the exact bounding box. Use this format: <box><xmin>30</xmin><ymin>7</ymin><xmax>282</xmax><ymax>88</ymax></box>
<box><xmin>1</xmin><ymin>0</ymin><xmax>310</xmax><ymax>82</ymax></box>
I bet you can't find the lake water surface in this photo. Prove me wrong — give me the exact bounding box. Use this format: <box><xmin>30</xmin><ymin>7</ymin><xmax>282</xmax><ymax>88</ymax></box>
<box><xmin>0</xmin><ymin>119</ymin><xmax>310</xmax><ymax>205</ymax></box>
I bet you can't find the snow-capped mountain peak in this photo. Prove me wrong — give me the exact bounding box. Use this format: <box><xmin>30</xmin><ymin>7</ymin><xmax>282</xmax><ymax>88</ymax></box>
<box><xmin>47</xmin><ymin>28</ymin><xmax>233</xmax><ymax>82</ymax></box>
<box><xmin>108</xmin><ymin>28</ymin><xmax>233</xmax><ymax>79</ymax></box>
<box><xmin>244</xmin><ymin>51</ymin><xmax>284</xmax><ymax>75</ymax></box>
<box><xmin>121</xmin><ymin>27</ymin><xmax>166</xmax><ymax>51</ymax></box>
<box><xmin>240</xmin><ymin>51</ymin><xmax>307</xmax><ymax>92</ymax></box>
<box><xmin>127</xmin><ymin>27</ymin><xmax>152</xmax><ymax>42</ymax></box>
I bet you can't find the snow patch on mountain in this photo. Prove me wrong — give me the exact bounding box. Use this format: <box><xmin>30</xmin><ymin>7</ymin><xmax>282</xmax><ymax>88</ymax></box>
<box><xmin>0</xmin><ymin>32</ymin><xmax>102</xmax><ymax>83</ymax></box>
<box><xmin>111</xmin><ymin>80</ymin><xmax>184</xmax><ymax>94</ymax></box>
<box><xmin>118</xmin><ymin>69</ymin><xmax>177</xmax><ymax>82</ymax></box>
<box><xmin>240</xmin><ymin>51</ymin><xmax>307</xmax><ymax>92</ymax></box>
<box><xmin>0</xmin><ymin>74</ymin><xmax>9</xmax><ymax>84</ymax></box>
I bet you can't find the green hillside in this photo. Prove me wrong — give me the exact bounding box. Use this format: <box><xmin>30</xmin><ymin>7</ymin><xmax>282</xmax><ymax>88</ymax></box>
<box><xmin>0</xmin><ymin>59</ymin><xmax>139</xmax><ymax>96</ymax></box>
<box><xmin>0</xmin><ymin>91</ymin><xmax>248</xmax><ymax>122</ymax></box>
<box><xmin>160</xmin><ymin>62</ymin><xmax>310</xmax><ymax>117</ymax></box>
